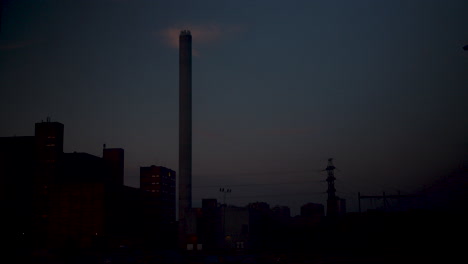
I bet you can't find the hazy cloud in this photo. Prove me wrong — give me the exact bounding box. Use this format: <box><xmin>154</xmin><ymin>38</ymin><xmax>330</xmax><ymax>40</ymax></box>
<box><xmin>159</xmin><ymin>24</ymin><xmax>244</xmax><ymax>55</ymax></box>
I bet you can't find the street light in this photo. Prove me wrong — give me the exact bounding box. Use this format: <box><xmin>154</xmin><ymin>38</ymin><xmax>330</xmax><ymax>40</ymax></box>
<box><xmin>219</xmin><ymin>187</ymin><xmax>232</xmax><ymax>246</ymax></box>
<box><xmin>219</xmin><ymin>188</ymin><xmax>232</xmax><ymax>206</ymax></box>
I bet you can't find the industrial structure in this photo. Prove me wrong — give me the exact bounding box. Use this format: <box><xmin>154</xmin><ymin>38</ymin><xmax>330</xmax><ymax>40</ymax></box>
<box><xmin>325</xmin><ymin>158</ymin><xmax>345</xmax><ymax>217</ymax></box>
<box><xmin>179</xmin><ymin>29</ymin><xmax>192</xmax><ymax>222</ymax></box>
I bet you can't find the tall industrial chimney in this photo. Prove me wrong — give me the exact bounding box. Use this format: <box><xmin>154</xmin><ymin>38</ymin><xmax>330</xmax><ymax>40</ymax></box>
<box><xmin>179</xmin><ymin>30</ymin><xmax>192</xmax><ymax>221</ymax></box>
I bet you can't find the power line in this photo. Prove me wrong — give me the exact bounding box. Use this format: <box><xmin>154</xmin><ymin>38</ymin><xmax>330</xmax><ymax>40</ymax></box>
<box><xmin>223</xmin><ymin>191</ymin><xmax>326</xmax><ymax>200</ymax></box>
<box><xmin>193</xmin><ymin>169</ymin><xmax>324</xmax><ymax>178</ymax></box>
<box><xmin>193</xmin><ymin>180</ymin><xmax>326</xmax><ymax>188</ymax></box>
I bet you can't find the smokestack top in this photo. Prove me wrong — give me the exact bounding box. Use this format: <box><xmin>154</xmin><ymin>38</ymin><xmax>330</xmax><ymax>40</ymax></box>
<box><xmin>180</xmin><ymin>30</ymin><xmax>191</xmax><ymax>36</ymax></box>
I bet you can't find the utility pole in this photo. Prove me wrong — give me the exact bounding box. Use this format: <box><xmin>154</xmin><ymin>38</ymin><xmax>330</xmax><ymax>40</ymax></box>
<box><xmin>219</xmin><ymin>188</ymin><xmax>231</xmax><ymax>206</ymax></box>
<box><xmin>358</xmin><ymin>192</ymin><xmax>361</xmax><ymax>213</ymax></box>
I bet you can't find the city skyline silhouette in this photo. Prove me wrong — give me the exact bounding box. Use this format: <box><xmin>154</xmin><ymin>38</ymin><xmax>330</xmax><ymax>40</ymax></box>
<box><xmin>1</xmin><ymin>0</ymin><xmax>467</xmax><ymax>216</ymax></box>
<box><xmin>1</xmin><ymin>1</ymin><xmax>467</xmax><ymax>262</ymax></box>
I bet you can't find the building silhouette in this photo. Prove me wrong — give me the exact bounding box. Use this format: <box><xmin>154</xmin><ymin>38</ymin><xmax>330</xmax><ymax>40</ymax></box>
<box><xmin>33</xmin><ymin>120</ymin><xmax>64</xmax><ymax>243</ymax></box>
<box><xmin>103</xmin><ymin>147</ymin><xmax>124</xmax><ymax>186</ymax></box>
<box><xmin>301</xmin><ymin>203</ymin><xmax>324</xmax><ymax>218</ymax></box>
<box><xmin>140</xmin><ymin>165</ymin><xmax>176</xmax><ymax>224</ymax></box>
<box><xmin>0</xmin><ymin>135</ymin><xmax>35</xmax><ymax>250</ymax></box>
<box><xmin>0</xmin><ymin>120</ymin><xmax>152</xmax><ymax>250</ymax></box>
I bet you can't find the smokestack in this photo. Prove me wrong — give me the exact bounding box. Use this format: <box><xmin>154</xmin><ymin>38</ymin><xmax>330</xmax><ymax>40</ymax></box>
<box><xmin>179</xmin><ymin>30</ymin><xmax>192</xmax><ymax>221</ymax></box>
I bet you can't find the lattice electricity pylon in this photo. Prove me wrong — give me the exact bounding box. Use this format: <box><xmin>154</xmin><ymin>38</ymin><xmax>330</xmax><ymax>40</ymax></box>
<box><xmin>325</xmin><ymin>158</ymin><xmax>337</xmax><ymax>201</ymax></box>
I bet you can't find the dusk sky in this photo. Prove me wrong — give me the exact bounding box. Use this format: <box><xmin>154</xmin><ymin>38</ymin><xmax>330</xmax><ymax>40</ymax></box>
<box><xmin>1</xmin><ymin>0</ymin><xmax>467</xmax><ymax>215</ymax></box>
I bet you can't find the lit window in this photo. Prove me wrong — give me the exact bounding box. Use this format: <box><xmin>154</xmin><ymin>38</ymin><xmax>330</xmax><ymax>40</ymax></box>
<box><xmin>157</xmin><ymin>175</ymin><xmax>160</xmax><ymax>177</ymax></box>
<box><xmin>46</xmin><ymin>144</ymin><xmax>55</xmax><ymax>147</ymax></box>
<box><xmin>47</xmin><ymin>136</ymin><xmax>56</xmax><ymax>139</ymax></box>
<box><xmin>156</xmin><ymin>182</ymin><xmax>159</xmax><ymax>184</ymax></box>
<box><xmin>151</xmin><ymin>175</ymin><xmax>155</xmax><ymax>177</ymax></box>
<box><xmin>152</xmin><ymin>182</ymin><xmax>155</xmax><ymax>185</ymax></box>
<box><xmin>151</xmin><ymin>190</ymin><xmax>155</xmax><ymax>192</ymax></box>
<box><xmin>168</xmin><ymin>172</ymin><xmax>171</xmax><ymax>176</ymax></box>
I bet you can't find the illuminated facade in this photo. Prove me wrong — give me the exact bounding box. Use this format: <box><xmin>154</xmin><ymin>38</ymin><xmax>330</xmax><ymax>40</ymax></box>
<box><xmin>140</xmin><ymin>165</ymin><xmax>176</xmax><ymax>223</ymax></box>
